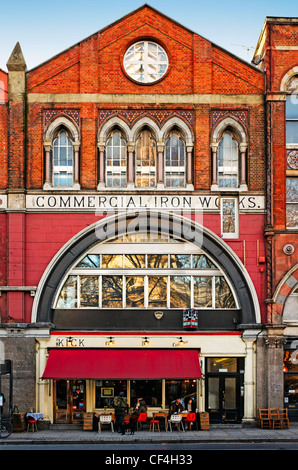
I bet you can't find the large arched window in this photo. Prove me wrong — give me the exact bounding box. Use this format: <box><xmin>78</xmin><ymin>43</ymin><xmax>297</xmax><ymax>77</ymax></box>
<box><xmin>53</xmin><ymin>129</ymin><xmax>74</xmax><ymax>187</ymax></box>
<box><xmin>105</xmin><ymin>130</ymin><xmax>127</xmax><ymax>187</ymax></box>
<box><xmin>135</xmin><ymin>129</ymin><xmax>157</xmax><ymax>188</ymax></box>
<box><xmin>217</xmin><ymin>132</ymin><xmax>239</xmax><ymax>188</ymax></box>
<box><xmin>164</xmin><ymin>131</ymin><xmax>186</xmax><ymax>187</ymax></box>
<box><xmin>55</xmin><ymin>233</ymin><xmax>238</xmax><ymax>311</ymax></box>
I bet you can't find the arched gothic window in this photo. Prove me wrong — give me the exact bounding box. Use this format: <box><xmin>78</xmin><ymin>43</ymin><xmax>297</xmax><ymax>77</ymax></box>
<box><xmin>285</xmin><ymin>78</ymin><xmax>298</xmax><ymax>228</ymax></box>
<box><xmin>135</xmin><ymin>129</ymin><xmax>157</xmax><ymax>188</ymax></box>
<box><xmin>217</xmin><ymin>132</ymin><xmax>239</xmax><ymax>188</ymax></box>
<box><xmin>165</xmin><ymin>131</ymin><xmax>186</xmax><ymax>187</ymax></box>
<box><xmin>52</xmin><ymin>130</ymin><xmax>74</xmax><ymax>187</ymax></box>
<box><xmin>43</xmin><ymin>117</ymin><xmax>80</xmax><ymax>190</ymax></box>
<box><xmin>106</xmin><ymin>130</ymin><xmax>127</xmax><ymax>187</ymax></box>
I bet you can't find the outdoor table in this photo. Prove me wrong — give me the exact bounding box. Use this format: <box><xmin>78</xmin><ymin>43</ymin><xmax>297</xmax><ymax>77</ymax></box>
<box><xmin>26</xmin><ymin>413</ymin><xmax>43</xmax><ymax>420</ymax></box>
<box><xmin>153</xmin><ymin>412</ymin><xmax>168</xmax><ymax>430</ymax></box>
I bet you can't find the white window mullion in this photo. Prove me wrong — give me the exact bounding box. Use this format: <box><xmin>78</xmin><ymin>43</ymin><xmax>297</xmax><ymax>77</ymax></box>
<box><xmin>77</xmin><ymin>275</ymin><xmax>81</xmax><ymax>308</ymax></box>
<box><xmin>123</xmin><ymin>275</ymin><xmax>126</xmax><ymax>308</ymax></box>
<box><xmin>99</xmin><ymin>276</ymin><xmax>102</xmax><ymax>308</ymax></box>
<box><xmin>145</xmin><ymin>276</ymin><xmax>148</xmax><ymax>308</ymax></box>
<box><xmin>212</xmin><ymin>276</ymin><xmax>216</xmax><ymax>309</ymax></box>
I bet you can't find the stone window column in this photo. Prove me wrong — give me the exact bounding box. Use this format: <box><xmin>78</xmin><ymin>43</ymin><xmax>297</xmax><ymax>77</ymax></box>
<box><xmin>186</xmin><ymin>145</ymin><xmax>194</xmax><ymax>187</ymax></box>
<box><xmin>211</xmin><ymin>143</ymin><xmax>218</xmax><ymax>190</ymax></box>
<box><xmin>157</xmin><ymin>141</ymin><xmax>164</xmax><ymax>188</ymax></box>
<box><xmin>73</xmin><ymin>141</ymin><xmax>80</xmax><ymax>186</ymax></box>
<box><xmin>43</xmin><ymin>139</ymin><xmax>52</xmax><ymax>188</ymax></box>
<box><xmin>97</xmin><ymin>139</ymin><xmax>105</xmax><ymax>189</ymax></box>
<box><xmin>240</xmin><ymin>143</ymin><xmax>248</xmax><ymax>190</ymax></box>
<box><xmin>127</xmin><ymin>142</ymin><xmax>135</xmax><ymax>188</ymax></box>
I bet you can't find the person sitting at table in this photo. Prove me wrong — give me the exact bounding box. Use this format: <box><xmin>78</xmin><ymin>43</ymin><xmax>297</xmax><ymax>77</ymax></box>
<box><xmin>185</xmin><ymin>398</ymin><xmax>196</xmax><ymax>413</ymax></box>
<box><xmin>168</xmin><ymin>397</ymin><xmax>185</xmax><ymax>416</ymax></box>
<box><xmin>136</xmin><ymin>398</ymin><xmax>147</xmax><ymax>413</ymax></box>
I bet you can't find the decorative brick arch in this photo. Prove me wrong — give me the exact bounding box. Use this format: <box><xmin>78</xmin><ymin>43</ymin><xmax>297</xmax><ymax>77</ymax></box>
<box><xmin>272</xmin><ymin>264</ymin><xmax>298</xmax><ymax>317</ymax></box>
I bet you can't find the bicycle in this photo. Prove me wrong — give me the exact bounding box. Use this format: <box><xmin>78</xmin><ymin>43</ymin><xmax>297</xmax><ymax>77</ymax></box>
<box><xmin>0</xmin><ymin>417</ymin><xmax>13</xmax><ymax>438</ymax></box>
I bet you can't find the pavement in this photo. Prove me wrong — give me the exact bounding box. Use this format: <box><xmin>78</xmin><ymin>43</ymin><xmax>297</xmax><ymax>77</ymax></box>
<box><xmin>2</xmin><ymin>424</ymin><xmax>298</xmax><ymax>445</ymax></box>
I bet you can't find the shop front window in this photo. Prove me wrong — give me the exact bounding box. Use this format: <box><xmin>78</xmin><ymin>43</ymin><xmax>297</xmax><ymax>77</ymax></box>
<box><xmin>95</xmin><ymin>380</ymin><xmax>127</xmax><ymax>408</ymax></box>
<box><xmin>165</xmin><ymin>379</ymin><xmax>197</xmax><ymax>408</ymax></box>
<box><xmin>130</xmin><ymin>380</ymin><xmax>162</xmax><ymax>407</ymax></box>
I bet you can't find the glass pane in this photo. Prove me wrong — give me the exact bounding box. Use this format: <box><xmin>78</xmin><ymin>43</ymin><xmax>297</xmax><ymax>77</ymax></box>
<box><xmin>80</xmin><ymin>276</ymin><xmax>99</xmax><ymax>307</ymax></box>
<box><xmin>72</xmin><ymin>380</ymin><xmax>86</xmax><ymax>412</ymax></box>
<box><xmin>165</xmin><ymin>379</ymin><xmax>197</xmax><ymax>407</ymax></box>
<box><xmin>170</xmin><ymin>254</ymin><xmax>191</xmax><ymax>269</ymax></box>
<box><xmin>56</xmin><ymin>276</ymin><xmax>77</xmax><ymax>308</ymax></box>
<box><xmin>148</xmin><ymin>276</ymin><xmax>167</xmax><ymax>307</ymax></box>
<box><xmin>102</xmin><ymin>254</ymin><xmax>123</xmax><ymax>268</ymax></box>
<box><xmin>56</xmin><ymin>380</ymin><xmax>68</xmax><ymax>409</ymax></box>
<box><xmin>284</xmin><ymin>375</ymin><xmax>298</xmax><ymax>406</ymax></box>
<box><xmin>284</xmin><ymin>292</ymin><xmax>298</xmax><ymax>321</ymax></box>
<box><xmin>126</xmin><ymin>276</ymin><xmax>144</xmax><ymax>308</ymax></box>
<box><xmin>225</xmin><ymin>378</ymin><xmax>236</xmax><ymax>409</ymax></box>
<box><xmin>286</xmin><ymin>121</ymin><xmax>298</xmax><ymax>144</ymax></box>
<box><xmin>76</xmin><ymin>255</ymin><xmax>100</xmax><ymax>268</ymax></box>
<box><xmin>286</xmin><ymin>96</ymin><xmax>298</xmax><ymax>119</ymax></box>
<box><xmin>193</xmin><ymin>254</ymin><xmax>216</xmax><ymax>269</ymax></box>
<box><xmin>287</xmin><ymin>178</ymin><xmax>298</xmax><ymax>202</ymax></box>
<box><xmin>215</xmin><ymin>276</ymin><xmax>236</xmax><ymax>308</ymax></box>
<box><xmin>284</xmin><ymin>351</ymin><xmax>298</xmax><ymax>373</ymax></box>
<box><xmin>147</xmin><ymin>254</ymin><xmax>168</xmax><ymax>268</ymax></box>
<box><xmin>170</xmin><ymin>276</ymin><xmax>191</xmax><ymax>308</ymax></box>
<box><xmin>193</xmin><ymin>277</ymin><xmax>212</xmax><ymax>308</ymax></box>
<box><xmin>124</xmin><ymin>254</ymin><xmax>146</xmax><ymax>269</ymax></box>
<box><xmin>102</xmin><ymin>276</ymin><xmax>123</xmax><ymax>308</ymax></box>
<box><xmin>222</xmin><ymin>198</ymin><xmax>236</xmax><ymax>234</ymax></box>
<box><xmin>130</xmin><ymin>380</ymin><xmax>162</xmax><ymax>407</ymax></box>
<box><xmin>207</xmin><ymin>358</ymin><xmax>238</xmax><ymax>373</ymax></box>
<box><xmin>207</xmin><ymin>377</ymin><xmax>219</xmax><ymax>409</ymax></box>
<box><xmin>95</xmin><ymin>380</ymin><xmax>127</xmax><ymax>408</ymax></box>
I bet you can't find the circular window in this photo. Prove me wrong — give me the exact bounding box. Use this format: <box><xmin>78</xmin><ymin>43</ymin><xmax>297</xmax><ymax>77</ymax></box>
<box><xmin>123</xmin><ymin>41</ymin><xmax>169</xmax><ymax>84</ymax></box>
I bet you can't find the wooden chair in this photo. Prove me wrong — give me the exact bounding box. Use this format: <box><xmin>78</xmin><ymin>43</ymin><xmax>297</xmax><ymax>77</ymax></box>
<box><xmin>269</xmin><ymin>409</ymin><xmax>283</xmax><ymax>429</ymax></box>
<box><xmin>279</xmin><ymin>408</ymin><xmax>289</xmax><ymax>429</ymax></box>
<box><xmin>257</xmin><ymin>409</ymin><xmax>271</xmax><ymax>429</ymax></box>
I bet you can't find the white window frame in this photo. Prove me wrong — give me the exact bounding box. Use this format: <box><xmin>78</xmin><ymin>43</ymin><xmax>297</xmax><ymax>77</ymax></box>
<box><xmin>220</xmin><ymin>197</ymin><xmax>239</xmax><ymax>239</ymax></box>
<box><xmin>54</xmin><ymin>241</ymin><xmax>239</xmax><ymax>310</ymax></box>
<box><xmin>123</xmin><ymin>41</ymin><xmax>169</xmax><ymax>84</ymax></box>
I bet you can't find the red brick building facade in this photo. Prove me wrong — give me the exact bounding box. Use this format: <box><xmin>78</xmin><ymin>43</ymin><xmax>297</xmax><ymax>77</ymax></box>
<box><xmin>253</xmin><ymin>17</ymin><xmax>298</xmax><ymax>420</ymax></box>
<box><xmin>0</xmin><ymin>6</ymin><xmax>295</xmax><ymax>426</ymax></box>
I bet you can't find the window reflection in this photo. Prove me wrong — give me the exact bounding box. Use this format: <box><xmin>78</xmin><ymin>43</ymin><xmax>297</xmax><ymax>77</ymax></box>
<box><xmin>102</xmin><ymin>276</ymin><xmax>123</xmax><ymax>308</ymax></box>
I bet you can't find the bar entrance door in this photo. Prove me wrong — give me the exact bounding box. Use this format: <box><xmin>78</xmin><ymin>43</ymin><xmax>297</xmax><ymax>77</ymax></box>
<box><xmin>54</xmin><ymin>379</ymin><xmax>86</xmax><ymax>424</ymax></box>
<box><xmin>205</xmin><ymin>358</ymin><xmax>244</xmax><ymax>424</ymax></box>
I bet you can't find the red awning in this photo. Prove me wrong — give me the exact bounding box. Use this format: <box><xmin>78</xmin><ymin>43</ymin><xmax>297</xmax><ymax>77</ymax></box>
<box><xmin>42</xmin><ymin>348</ymin><xmax>201</xmax><ymax>380</ymax></box>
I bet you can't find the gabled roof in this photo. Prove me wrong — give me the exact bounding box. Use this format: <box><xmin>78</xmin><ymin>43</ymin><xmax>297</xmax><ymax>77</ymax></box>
<box><xmin>26</xmin><ymin>3</ymin><xmax>263</xmax><ymax>74</ymax></box>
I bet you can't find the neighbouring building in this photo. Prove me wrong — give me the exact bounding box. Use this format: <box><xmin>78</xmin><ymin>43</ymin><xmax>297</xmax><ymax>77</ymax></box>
<box><xmin>253</xmin><ymin>17</ymin><xmax>298</xmax><ymax>422</ymax></box>
<box><xmin>0</xmin><ymin>5</ymin><xmax>295</xmax><ymax>427</ymax></box>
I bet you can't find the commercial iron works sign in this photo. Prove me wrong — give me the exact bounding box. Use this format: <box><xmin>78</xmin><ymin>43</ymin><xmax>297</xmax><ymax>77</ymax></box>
<box><xmin>25</xmin><ymin>193</ymin><xmax>265</xmax><ymax>212</ymax></box>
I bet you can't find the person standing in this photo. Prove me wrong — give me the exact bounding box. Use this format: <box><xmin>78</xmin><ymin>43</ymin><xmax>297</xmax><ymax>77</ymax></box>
<box><xmin>113</xmin><ymin>391</ymin><xmax>128</xmax><ymax>433</ymax></box>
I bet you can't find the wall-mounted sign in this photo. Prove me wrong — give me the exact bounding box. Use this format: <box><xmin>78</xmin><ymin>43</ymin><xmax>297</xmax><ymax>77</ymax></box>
<box><xmin>26</xmin><ymin>193</ymin><xmax>265</xmax><ymax>213</ymax></box>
